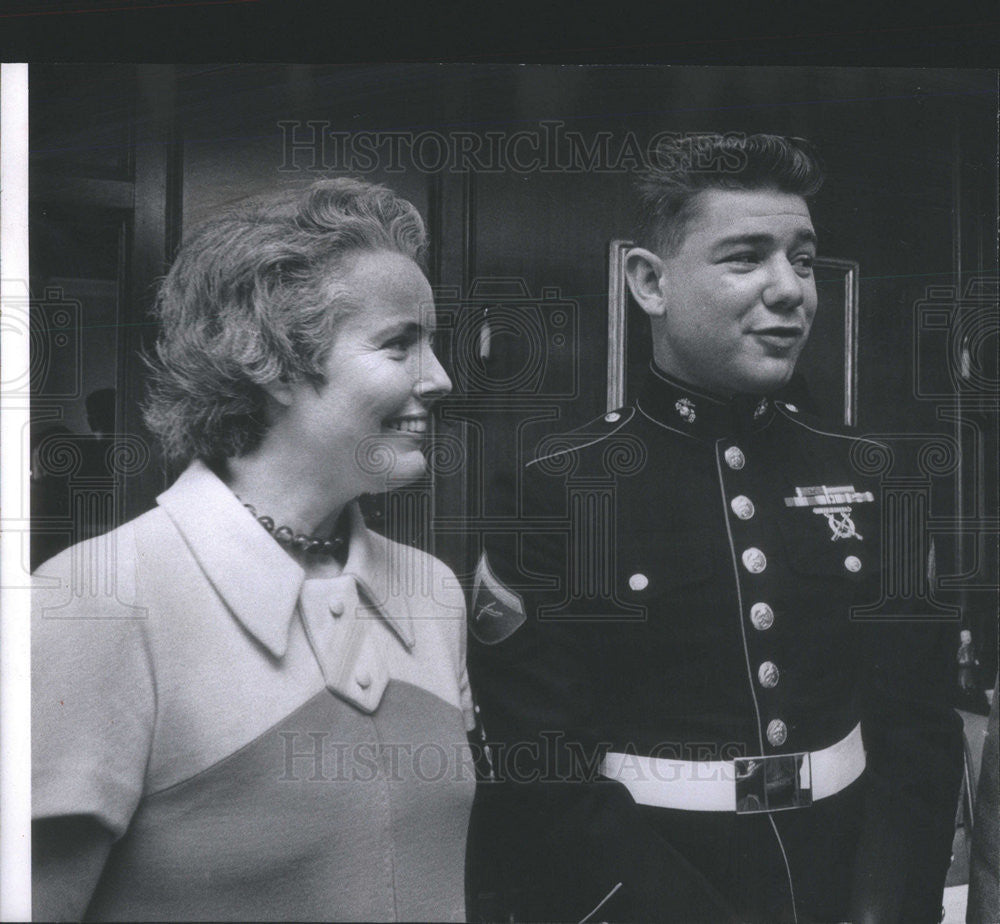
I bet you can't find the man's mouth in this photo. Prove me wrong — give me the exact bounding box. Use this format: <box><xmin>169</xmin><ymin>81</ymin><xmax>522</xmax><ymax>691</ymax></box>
<box><xmin>751</xmin><ymin>327</ymin><xmax>803</xmax><ymax>349</ymax></box>
<box><xmin>384</xmin><ymin>416</ymin><xmax>428</xmax><ymax>435</ymax></box>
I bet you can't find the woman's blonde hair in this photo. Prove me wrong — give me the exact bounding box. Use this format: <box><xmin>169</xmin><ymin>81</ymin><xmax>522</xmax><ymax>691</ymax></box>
<box><xmin>143</xmin><ymin>177</ymin><xmax>427</xmax><ymax>464</ymax></box>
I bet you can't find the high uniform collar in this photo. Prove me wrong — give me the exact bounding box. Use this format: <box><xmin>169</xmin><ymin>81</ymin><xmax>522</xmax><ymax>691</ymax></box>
<box><xmin>155</xmin><ymin>459</ymin><xmax>413</xmax><ymax>659</ymax></box>
<box><xmin>636</xmin><ymin>362</ymin><xmax>775</xmax><ymax>441</ymax></box>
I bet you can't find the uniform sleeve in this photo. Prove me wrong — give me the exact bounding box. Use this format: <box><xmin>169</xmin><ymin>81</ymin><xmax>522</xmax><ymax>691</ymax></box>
<box><xmin>855</xmin><ymin>610</ymin><xmax>965</xmax><ymax>922</ymax></box>
<box><xmin>468</xmin><ymin>462</ymin><xmax>603</xmax><ymax>767</ymax></box>
<box><xmin>467</xmin><ymin>462</ymin><xmax>737</xmax><ymax>923</ymax></box>
<box><xmin>435</xmin><ymin>554</ymin><xmax>476</xmax><ymax>734</ymax></box>
<box><xmin>967</xmin><ymin>675</ymin><xmax>999</xmax><ymax>923</ymax></box>
<box><xmin>32</xmin><ymin>538</ymin><xmax>156</xmax><ymax>840</ymax></box>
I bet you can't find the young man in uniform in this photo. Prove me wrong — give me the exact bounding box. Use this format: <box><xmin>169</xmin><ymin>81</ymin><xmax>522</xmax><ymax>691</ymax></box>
<box><xmin>468</xmin><ymin>134</ymin><xmax>963</xmax><ymax>923</ymax></box>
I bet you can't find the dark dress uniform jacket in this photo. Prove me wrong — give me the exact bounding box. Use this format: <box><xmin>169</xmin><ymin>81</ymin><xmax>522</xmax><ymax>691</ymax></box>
<box><xmin>468</xmin><ymin>366</ymin><xmax>963</xmax><ymax>923</ymax></box>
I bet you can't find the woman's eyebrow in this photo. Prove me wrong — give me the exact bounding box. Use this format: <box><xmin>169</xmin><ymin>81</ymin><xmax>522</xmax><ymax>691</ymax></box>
<box><xmin>374</xmin><ymin>320</ymin><xmax>425</xmax><ymax>339</ymax></box>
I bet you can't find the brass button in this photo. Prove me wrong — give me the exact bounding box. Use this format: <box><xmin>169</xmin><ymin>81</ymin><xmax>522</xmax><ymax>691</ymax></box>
<box><xmin>628</xmin><ymin>573</ymin><xmax>649</xmax><ymax>591</ymax></box>
<box><xmin>604</xmin><ymin>411</ymin><xmax>621</xmax><ymax>423</ymax></box>
<box><xmin>730</xmin><ymin>495</ymin><xmax>755</xmax><ymax>520</ymax></box>
<box><xmin>724</xmin><ymin>446</ymin><xmax>746</xmax><ymax>470</ymax></box>
<box><xmin>749</xmin><ymin>603</ymin><xmax>774</xmax><ymax>631</ymax></box>
<box><xmin>785</xmin><ymin>403</ymin><xmax>799</xmax><ymax>413</ymax></box>
<box><xmin>766</xmin><ymin>719</ymin><xmax>787</xmax><ymax>747</ymax></box>
<box><xmin>844</xmin><ymin>555</ymin><xmax>862</xmax><ymax>573</ymax></box>
<box><xmin>741</xmin><ymin>547</ymin><xmax>767</xmax><ymax>574</ymax></box>
<box><xmin>758</xmin><ymin>662</ymin><xmax>780</xmax><ymax>688</ymax></box>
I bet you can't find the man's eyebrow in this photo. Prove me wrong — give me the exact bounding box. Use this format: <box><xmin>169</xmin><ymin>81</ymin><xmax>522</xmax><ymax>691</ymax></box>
<box><xmin>712</xmin><ymin>229</ymin><xmax>818</xmax><ymax>249</ymax></box>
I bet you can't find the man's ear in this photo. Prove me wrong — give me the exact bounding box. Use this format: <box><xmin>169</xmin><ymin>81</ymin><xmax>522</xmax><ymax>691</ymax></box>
<box><xmin>624</xmin><ymin>247</ymin><xmax>667</xmax><ymax>318</ymax></box>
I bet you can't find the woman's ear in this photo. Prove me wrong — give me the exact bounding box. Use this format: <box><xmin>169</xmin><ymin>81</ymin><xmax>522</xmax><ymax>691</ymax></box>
<box><xmin>624</xmin><ymin>247</ymin><xmax>668</xmax><ymax>318</ymax></box>
<box><xmin>261</xmin><ymin>378</ymin><xmax>295</xmax><ymax>409</ymax></box>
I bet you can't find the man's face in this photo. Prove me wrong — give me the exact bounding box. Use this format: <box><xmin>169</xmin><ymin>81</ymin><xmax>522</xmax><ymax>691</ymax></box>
<box><xmin>650</xmin><ymin>188</ymin><xmax>818</xmax><ymax>396</ymax></box>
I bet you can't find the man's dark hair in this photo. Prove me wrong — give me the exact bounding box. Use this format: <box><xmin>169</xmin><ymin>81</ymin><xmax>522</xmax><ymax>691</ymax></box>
<box><xmin>635</xmin><ymin>133</ymin><xmax>825</xmax><ymax>255</ymax></box>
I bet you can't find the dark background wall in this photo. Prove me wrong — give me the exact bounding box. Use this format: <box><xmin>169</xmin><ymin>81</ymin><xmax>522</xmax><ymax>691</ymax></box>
<box><xmin>29</xmin><ymin>64</ymin><xmax>998</xmax><ymax>660</ymax></box>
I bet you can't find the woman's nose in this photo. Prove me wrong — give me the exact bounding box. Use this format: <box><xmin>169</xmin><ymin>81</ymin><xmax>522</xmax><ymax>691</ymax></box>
<box><xmin>414</xmin><ymin>345</ymin><xmax>453</xmax><ymax>399</ymax></box>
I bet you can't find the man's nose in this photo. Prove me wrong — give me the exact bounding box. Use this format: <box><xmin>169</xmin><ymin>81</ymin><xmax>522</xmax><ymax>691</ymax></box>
<box><xmin>414</xmin><ymin>345</ymin><xmax>453</xmax><ymax>400</ymax></box>
<box><xmin>762</xmin><ymin>257</ymin><xmax>805</xmax><ymax>312</ymax></box>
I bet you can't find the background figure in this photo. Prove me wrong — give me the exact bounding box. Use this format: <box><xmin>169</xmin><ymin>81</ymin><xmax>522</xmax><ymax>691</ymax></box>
<box><xmin>30</xmin><ymin>390</ymin><xmax>120</xmax><ymax>570</ymax></box>
<box><xmin>85</xmin><ymin>387</ymin><xmax>116</xmax><ymax>437</ymax></box>
<box><xmin>76</xmin><ymin>387</ymin><xmax>120</xmax><ymax>545</ymax></box>
<box><xmin>32</xmin><ymin>178</ymin><xmax>473</xmax><ymax>923</ymax></box>
<box><xmin>30</xmin><ymin>424</ymin><xmax>74</xmax><ymax>571</ymax></box>
<box><xmin>79</xmin><ymin>387</ymin><xmax>117</xmax><ymax>477</ymax></box>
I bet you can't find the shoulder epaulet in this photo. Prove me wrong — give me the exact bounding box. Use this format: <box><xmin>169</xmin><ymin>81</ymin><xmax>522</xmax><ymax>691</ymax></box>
<box><xmin>773</xmin><ymin>399</ymin><xmax>846</xmax><ymax>427</ymax></box>
<box><xmin>774</xmin><ymin>400</ymin><xmax>887</xmax><ymax>450</ymax></box>
<box><xmin>525</xmin><ymin>405</ymin><xmax>636</xmax><ymax>469</ymax></box>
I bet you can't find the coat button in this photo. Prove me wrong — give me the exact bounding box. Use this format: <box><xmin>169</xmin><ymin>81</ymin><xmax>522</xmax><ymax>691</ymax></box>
<box><xmin>329</xmin><ymin>600</ymin><xmax>345</xmax><ymax>617</ymax></box>
<box><xmin>628</xmin><ymin>573</ymin><xmax>649</xmax><ymax>591</ymax></box>
<box><xmin>355</xmin><ymin>671</ymin><xmax>372</xmax><ymax>690</ymax></box>
<box><xmin>766</xmin><ymin>719</ymin><xmax>788</xmax><ymax>747</ymax></box>
<box><xmin>749</xmin><ymin>602</ymin><xmax>774</xmax><ymax>630</ymax></box>
<box><xmin>730</xmin><ymin>495</ymin><xmax>755</xmax><ymax>520</ymax></box>
<box><xmin>758</xmin><ymin>662</ymin><xmax>780</xmax><ymax>688</ymax></box>
<box><xmin>844</xmin><ymin>555</ymin><xmax>862</xmax><ymax>573</ymax></box>
<box><xmin>741</xmin><ymin>548</ymin><xmax>767</xmax><ymax>574</ymax></box>
<box><xmin>784</xmin><ymin>403</ymin><xmax>799</xmax><ymax>413</ymax></box>
<box><xmin>724</xmin><ymin>446</ymin><xmax>746</xmax><ymax>470</ymax></box>
<box><xmin>604</xmin><ymin>411</ymin><xmax>621</xmax><ymax>423</ymax></box>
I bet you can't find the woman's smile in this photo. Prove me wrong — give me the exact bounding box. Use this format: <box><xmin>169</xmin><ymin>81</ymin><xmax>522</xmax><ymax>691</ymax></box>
<box><xmin>384</xmin><ymin>414</ymin><xmax>429</xmax><ymax>435</ymax></box>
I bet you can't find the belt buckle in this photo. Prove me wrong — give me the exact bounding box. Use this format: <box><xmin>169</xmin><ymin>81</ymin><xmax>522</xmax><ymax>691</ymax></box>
<box><xmin>734</xmin><ymin>752</ymin><xmax>813</xmax><ymax>814</ymax></box>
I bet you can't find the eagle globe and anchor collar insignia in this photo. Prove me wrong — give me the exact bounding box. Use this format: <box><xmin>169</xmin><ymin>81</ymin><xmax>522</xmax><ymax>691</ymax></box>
<box><xmin>674</xmin><ymin>397</ymin><xmax>696</xmax><ymax>423</ymax></box>
<box><xmin>784</xmin><ymin>484</ymin><xmax>875</xmax><ymax>542</ymax></box>
<box><xmin>636</xmin><ymin>364</ymin><xmax>776</xmax><ymax>440</ymax></box>
<box><xmin>470</xmin><ymin>552</ymin><xmax>526</xmax><ymax>645</ymax></box>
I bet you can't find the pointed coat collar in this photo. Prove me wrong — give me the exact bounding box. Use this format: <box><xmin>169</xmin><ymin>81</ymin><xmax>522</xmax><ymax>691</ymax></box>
<box><xmin>156</xmin><ymin>460</ymin><xmax>413</xmax><ymax>659</ymax></box>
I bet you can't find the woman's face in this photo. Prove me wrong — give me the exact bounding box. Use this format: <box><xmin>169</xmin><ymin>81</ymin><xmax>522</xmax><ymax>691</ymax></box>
<box><xmin>278</xmin><ymin>249</ymin><xmax>452</xmax><ymax>495</ymax></box>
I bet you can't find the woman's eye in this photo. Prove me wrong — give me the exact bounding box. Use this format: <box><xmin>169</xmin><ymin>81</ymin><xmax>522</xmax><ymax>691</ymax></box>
<box><xmin>383</xmin><ymin>335</ymin><xmax>413</xmax><ymax>353</ymax></box>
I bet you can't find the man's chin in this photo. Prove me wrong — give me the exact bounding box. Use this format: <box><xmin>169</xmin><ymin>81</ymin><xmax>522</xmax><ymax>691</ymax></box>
<box><xmin>735</xmin><ymin>359</ymin><xmax>797</xmax><ymax>396</ymax></box>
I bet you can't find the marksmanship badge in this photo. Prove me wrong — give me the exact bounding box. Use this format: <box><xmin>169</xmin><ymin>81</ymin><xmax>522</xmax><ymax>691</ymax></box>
<box><xmin>785</xmin><ymin>485</ymin><xmax>873</xmax><ymax>542</ymax></box>
<box><xmin>815</xmin><ymin>506</ymin><xmax>863</xmax><ymax>541</ymax></box>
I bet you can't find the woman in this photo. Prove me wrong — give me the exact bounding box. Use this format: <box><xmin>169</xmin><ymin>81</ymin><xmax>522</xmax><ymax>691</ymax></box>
<box><xmin>32</xmin><ymin>178</ymin><xmax>474</xmax><ymax>922</ymax></box>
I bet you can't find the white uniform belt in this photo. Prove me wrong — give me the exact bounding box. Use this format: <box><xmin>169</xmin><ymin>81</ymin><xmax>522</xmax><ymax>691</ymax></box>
<box><xmin>600</xmin><ymin>723</ymin><xmax>865</xmax><ymax>812</ymax></box>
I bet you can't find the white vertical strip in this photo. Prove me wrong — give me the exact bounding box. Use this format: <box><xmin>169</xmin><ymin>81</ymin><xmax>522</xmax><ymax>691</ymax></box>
<box><xmin>606</xmin><ymin>240</ymin><xmax>630</xmax><ymax>412</ymax></box>
<box><xmin>1</xmin><ymin>62</ymin><xmax>33</xmax><ymax>922</ymax></box>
